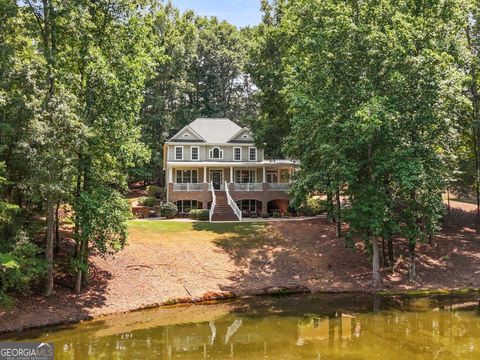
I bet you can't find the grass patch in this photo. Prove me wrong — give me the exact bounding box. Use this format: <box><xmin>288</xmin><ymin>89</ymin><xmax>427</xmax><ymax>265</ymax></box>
<box><xmin>377</xmin><ymin>288</ymin><xmax>480</xmax><ymax>297</ymax></box>
<box><xmin>127</xmin><ymin>220</ymin><xmax>268</xmax><ymax>244</ymax></box>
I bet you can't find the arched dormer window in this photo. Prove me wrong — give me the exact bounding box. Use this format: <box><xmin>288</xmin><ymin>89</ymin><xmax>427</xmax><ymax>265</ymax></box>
<box><xmin>209</xmin><ymin>146</ymin><xmax>223</xmax><ymax>159</ymax></box>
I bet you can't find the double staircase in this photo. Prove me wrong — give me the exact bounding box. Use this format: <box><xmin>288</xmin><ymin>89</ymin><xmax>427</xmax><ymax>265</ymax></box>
<box><xmin>210</xmin><ymin>182</ymin><xmax>242</xmax><ymax>222</ymax></box>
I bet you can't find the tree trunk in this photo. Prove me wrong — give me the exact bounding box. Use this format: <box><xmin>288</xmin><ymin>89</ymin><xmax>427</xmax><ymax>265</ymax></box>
<box><xmin>74</xmin><ymin>239</ymin><xmax>86</xmax><ymax>294</ymax></box>
<box><xmin>372</xmin><ymin>237</ymin><xmax>382</xmax><ymax>287</ymax></box>
<box><xmin>381</xmin><ymin>236</ymin><xmax>389</xmax><ymax>267</ymax></box>
<box><xmin>326</xmin><ymin>190</ymin><xmax>334</xmax><ymax>223</ymax></box>
<box><xmin>387</xmin><ymin>236</ymin><xmax>394</xmax><ymax>265</ymax></box>
<box><xmin>54</xmin><ymin>201</ymin><xmax>60</xmax><ymax>255</ymax></box>
<box><xmin>408</xmin><ymin>242</ymin><xmax>416</xmax><ymax>282</ymax></box>
<box><xmin>446</xmin><ymin>188</ymin><xmax>451</xmax><ymax>214</ymax></box>
<box><xmin>45</xmin><ymin>198</ymin><xmax>55</xmax><ymax>296</ymax></box>
<box><xmin>335</xmin><ymin>186</ymin><xmax>341</xmax><ymax>237</ymax></box>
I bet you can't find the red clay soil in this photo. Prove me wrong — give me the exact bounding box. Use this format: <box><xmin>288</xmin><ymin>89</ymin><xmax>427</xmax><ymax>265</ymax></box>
<box><xmin>1</xmin><ymin>200</ymin><xmax>479</xmax><ymax>334</ymax></box>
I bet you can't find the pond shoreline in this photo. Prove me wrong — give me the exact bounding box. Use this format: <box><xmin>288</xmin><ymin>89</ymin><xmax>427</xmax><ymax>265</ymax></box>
<box><xmin>2</xmin><ymin>208</ymin><xmax>480</xmax><ymax>335</ymax></box>
<box><xmin>1</xmin><ymin>286</ymin><xmax>479</xmax><ymax>336</ymax></box>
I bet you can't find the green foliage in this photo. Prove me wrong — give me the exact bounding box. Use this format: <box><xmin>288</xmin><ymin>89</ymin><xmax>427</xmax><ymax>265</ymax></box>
<box><xmin>189</xmin><ymin>209</ymin><xmax>209</xmax><ymax>221</ymax></box>
<box><xmin>147</xmin><ymin>185</ymin><xmax>163</xmax><ymax>198</ymax></box>
<box><xmin>137</xmin><ymin>196</ymin><xmax>157</xmax><ymax>207</ymax></box>
<box><xmin>160</xmin><ymin>202</ymin><xmax>178</xmax><ymax>218</ymax></box>
<box><xmin>75</xmin><ymin>187</ymin><xmax>131</xmax><ymax>256</ymax></box>
<box><xmin>0</xmin><ymin>231</ymin><xmax>46</xmax><ymax>306</ymax></box>
<box><xmin>298</xmin><ymin>197</ymin><xmax>326</xmax><ymax>216</ymax></box>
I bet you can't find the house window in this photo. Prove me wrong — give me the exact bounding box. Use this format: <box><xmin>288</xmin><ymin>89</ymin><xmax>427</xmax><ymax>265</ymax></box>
<box><xmin>235</xmin><ymin>170</ymin><xmax>256</xmax><ymax>183</ymax></box>
<box><xmin>266</xmin><ymin>171</ymin><xmax>278</xmax><ymax>183</ymax></box>
<box><xmin>175</xmin><ymin>146</ymin><xmax>183</xmax><ymax>160</ymax></box>
<box><xmin>183</xmin><ymin>133</ymin><xmax>190</xmax><ymax>138</ymax></box>
<box><xmin>209</xmin><ymin>147</ymin><xmax>223</xmax><ymax>159</ymax></box>
<box><xmin>191</xmin><ymin>146</ymin><xmax>199</xmax><ymax>161</ymax></box>
<box><xmin>249</xmin><ymin>147</ymin><xmax>257</xmax><ymax>161</ymax></box>
<box><xmin>236</xmin><ymin>200</ymin><xmax>258</xmax><ymax>213</ymax></box>
<box><xmin>233</xmin><ymin>147</ymin><xmax>242</xmax><ymax>161</ymax></box>
<box><xmin>176</xmin><ymin>169</ymin><xmax>198</xmax><ymax>183</ymax></box>
<box><xmin>242</xmin><ymin>134</ymin><xmax>249</xmax><ymax>139</ymax></box>
<box><xmin>176</xmin><ymin>200</ymin><xmax>200</xmax><ymax>213</ymax></box>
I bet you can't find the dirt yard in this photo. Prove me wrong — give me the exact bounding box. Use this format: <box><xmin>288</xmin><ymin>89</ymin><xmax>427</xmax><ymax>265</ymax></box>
<box><xmin>1</xmin><ymin>200</ymin><xmax>479</xmax><ymax>333</ymax></box>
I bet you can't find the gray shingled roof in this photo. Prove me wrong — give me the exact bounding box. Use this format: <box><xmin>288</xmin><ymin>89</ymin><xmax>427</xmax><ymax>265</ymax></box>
<box><xmin>188</xmin><ymin>118</ymin><xmax>242</xmax><ymax>143</ymax></box>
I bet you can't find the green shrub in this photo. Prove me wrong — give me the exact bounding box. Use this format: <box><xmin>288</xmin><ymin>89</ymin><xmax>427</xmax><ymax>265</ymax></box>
<box><xmin>189</xmin><ymin>209</ymin><xmax>209</xmax><ymax>220</ymax></box>
<box><xmin>143</xmin><ymin>197</ymin><xmax>157</xmax><ymax>207</ymax></box>
<box><xmin>137</xmin><ymin>196</ymin><xmax>157</xmax><ymax>207</ymax></box>
<box><xmin>250</xmin><ymin>213</ymin><xmax>258</xmax><ymax>218</ymax></box>
<box><xmin>160</xmin><ymin>202</ymin><xmax>178</xmax><ymax>218</ymax></box>
<box><xmin>0</xmin><ymin>232</ymin><xmax>46</xmax><ymax>307</ymax></box>
<box><xmin>147</xmin><ymin>185</ymin><xmax>163</xmax><ymax>198</ymax></box>
<box><xmin>299</xmin><ymin>197</ymin><xmax>326</xmax><ymax>216</ymax></box>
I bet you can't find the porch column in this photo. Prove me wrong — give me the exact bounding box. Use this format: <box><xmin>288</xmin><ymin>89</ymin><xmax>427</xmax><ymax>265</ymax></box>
<box><xmin>288</xmin><ymin>168</ymin><xmax>293</xmax><ymax>183</ymax></box>
<box><xmin>169</xmin><ymin>167</ymin><xmax>173</xmax><ymax>183</ymax></box>
<box><xmin>262</xmin><ymin>166</ymin><xmax>266</xmax><ymax>183</ymax></box>
<box><xmin>203</xmin><ymin>165</ymin><xmax>207</xmax><ymax>183</ymax></box>
<box><xmin>230</xmin><ymin>166</ymin><xmax>233</xmax><ymax>183</ymax></box>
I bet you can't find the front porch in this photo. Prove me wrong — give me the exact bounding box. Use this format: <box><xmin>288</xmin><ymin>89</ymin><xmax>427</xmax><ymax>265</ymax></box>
<box><xmin>166</xmin><ymin>164</ymin><xmax>294</xmax><ymax>215</ymax></box>
<box><xmin>166</xmin><ymin>165</ymin><xmax>293</xmax><ymax>191</ymax></box>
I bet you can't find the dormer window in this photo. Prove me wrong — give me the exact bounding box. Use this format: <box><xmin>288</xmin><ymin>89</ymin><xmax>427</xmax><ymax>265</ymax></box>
<box><xmin>209</xmin><ymin>146</ymin><xmax>224</xmax><ymax>159</ymax></box>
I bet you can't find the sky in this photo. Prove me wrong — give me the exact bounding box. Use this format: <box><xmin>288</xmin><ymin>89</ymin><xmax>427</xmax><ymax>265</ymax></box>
<box><xmin>172</xmin><ymin>0</ymin><xmax>262</xmax><ymax>28</ymax></box>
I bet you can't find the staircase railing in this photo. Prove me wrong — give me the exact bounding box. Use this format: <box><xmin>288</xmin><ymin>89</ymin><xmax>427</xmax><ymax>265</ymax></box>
<box><xmin>225</xmin><ymin>181</ymin><xmax>242</xmax><ymax>221</ymax></box>
<box><xmin>209</xmin><ymin>181</ymin><xmax>216</xmax><ymax>222</ymax></box>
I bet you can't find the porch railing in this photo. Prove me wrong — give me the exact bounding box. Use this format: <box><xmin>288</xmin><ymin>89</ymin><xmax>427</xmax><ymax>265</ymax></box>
<box><xmin>173</xmin><ymin>183</ymin><xmax>203</xmax><ymax>192</ymax></box>
<box><xmin>267</xmin><ymin>183</ymin><xmax>291</xmax><ymax>191</ymax></box>
<box><xmin>225</xmin><ymin>182</ymin><xmax>242</xmax><ymax>221</ymax></box>
<box><xmin>208</xmin><ymin>183</ymin><xmax>225</xmax><ymax>191</ymax></box>
<box><xmin>233</xmin><ymin>183</ymin><xmax>263</xmax><ymax>191</ymax></box>
<box><xmin>209</xmin><ymin>181</ymin><xmax>216</xmax><ymax>222</ymax></box>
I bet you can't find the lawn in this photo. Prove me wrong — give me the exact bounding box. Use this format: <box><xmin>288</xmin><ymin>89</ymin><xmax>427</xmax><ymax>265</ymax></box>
<box><xmin>127</xmin><ymin>220</ymin><xmax>269</xmax><ymax>245</ymax></box>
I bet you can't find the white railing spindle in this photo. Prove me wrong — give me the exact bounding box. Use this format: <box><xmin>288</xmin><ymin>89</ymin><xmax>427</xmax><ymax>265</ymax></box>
<box><xmin>209</xmin><ymin>181</ymin><xmax>216</xmax><ymax>222</ymax></box>
<box><xmin>225</xmin><ymin>181</ymin><xmax>242</xmax><ymax>221</ymax></box>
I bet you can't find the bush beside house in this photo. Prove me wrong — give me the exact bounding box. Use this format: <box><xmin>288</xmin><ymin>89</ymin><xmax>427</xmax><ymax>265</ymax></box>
<box><xmin>160</xmin><ymin>202</ymin><xmax>178</xmax><ymax>218</ymax></box>
<box><xmin>189</xmin><ymin>209</ymin><xmax>209</xmax><ymax>220</ymax></box>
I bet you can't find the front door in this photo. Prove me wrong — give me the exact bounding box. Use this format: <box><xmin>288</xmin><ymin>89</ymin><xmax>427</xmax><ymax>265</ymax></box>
<box><xmin>211</xmin><ymin>170</ymin><xmax>222</xmax><ymax>190</ymax></box>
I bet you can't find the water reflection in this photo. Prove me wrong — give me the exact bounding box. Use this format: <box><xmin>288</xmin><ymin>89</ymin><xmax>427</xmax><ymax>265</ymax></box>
<box><xmin>4</xmin><ymin>293</ymin><xmax>480</xmax><ymax>359</ymax></box>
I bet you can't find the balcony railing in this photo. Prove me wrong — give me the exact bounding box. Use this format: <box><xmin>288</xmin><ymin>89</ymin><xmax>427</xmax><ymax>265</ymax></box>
<box><xmin>267</xmin><ymin>183</ymin><xmax>291</xmax><ymax>191</ymax></box>
<box><xmin>173</xmin><ymin>183</ymin><xmax>203</xmax><ymax>192</ymax></box>
<box><xmin>208</xmin><ymin>183</ymin><xmax>225</xmax><ymax>191</ymax></box>
<box><xmin>233</xmin><ymin>183</ymin><xmax>263</xmax><ymax>191</ymax></box>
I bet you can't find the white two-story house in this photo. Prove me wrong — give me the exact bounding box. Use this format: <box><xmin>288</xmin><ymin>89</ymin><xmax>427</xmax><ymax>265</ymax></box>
<box><xmin>164</xmin><ymin>118</ymin><xmax>295</xmax><ymax>221</ymax></box>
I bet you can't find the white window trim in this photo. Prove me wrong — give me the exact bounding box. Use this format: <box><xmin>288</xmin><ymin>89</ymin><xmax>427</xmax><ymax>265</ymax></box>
<box><xmin>175</xmin><ymin>168</ymin><xmax>199</xmax><ymax>183</ymax></box>
<box><xmin>190</xmin><ymin>146</ymin><xmax>199</xmax><ymax>161</ymax></box>
<box><xmin>233</xmin><ymin>147</ymin><xmax>242</xmax><ymax>161</ymax></box>
<box><xmin>248</xmin><ymin>147</ymin><xmax>257</xmax><ymax>161</ymax></box>
<box><xmin>209</xmin><ymin>146</ymin><xmax>224</xmax><ymax>160</ymax></box>
<box><xmin>174</xmin><ymin>146</ymin><xmax>184</xmax><ymax>160</ymax></box>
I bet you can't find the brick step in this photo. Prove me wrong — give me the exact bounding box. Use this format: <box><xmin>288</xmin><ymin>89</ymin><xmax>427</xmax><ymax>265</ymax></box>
<box><xmin>211</xmin><ymin>214</ymin><xmax>238</xmax><ymax>221</ymax></box>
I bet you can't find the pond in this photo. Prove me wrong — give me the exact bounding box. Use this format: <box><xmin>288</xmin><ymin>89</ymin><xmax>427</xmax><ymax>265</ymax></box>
<box><xmin>2</xmin><ymin>293</ymin><xmax>480</xmax><ymax>359</ymax></box>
